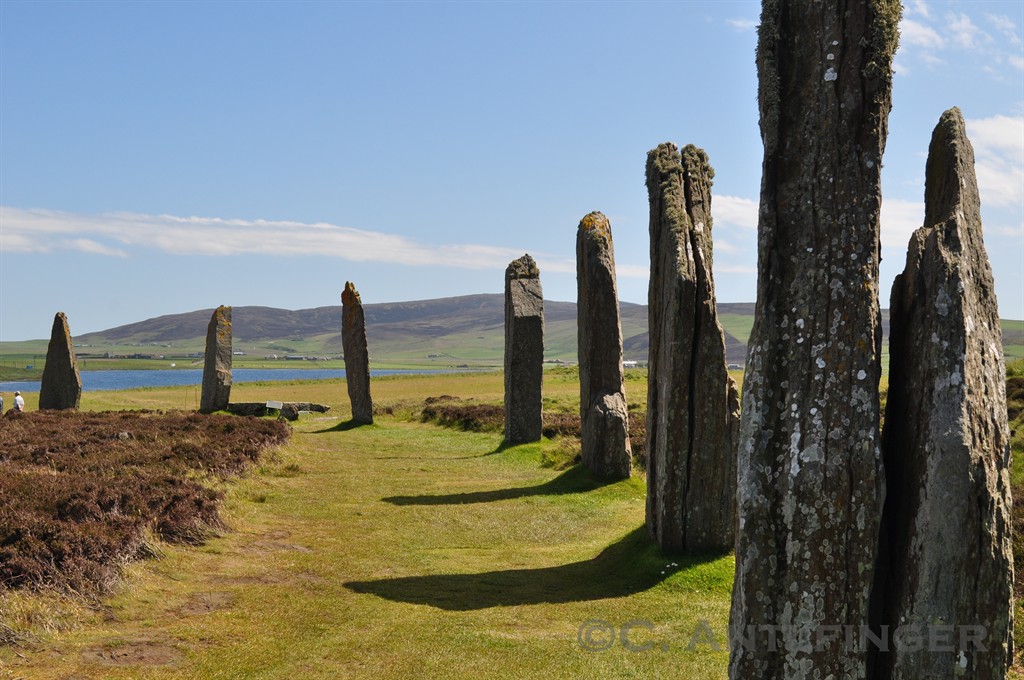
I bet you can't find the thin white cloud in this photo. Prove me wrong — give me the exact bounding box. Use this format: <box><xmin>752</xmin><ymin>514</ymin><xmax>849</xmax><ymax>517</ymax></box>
<box><xmin>901</xmin><ymin>18</ymin><xmax>945</xmax><ymax>49</ymax></box>
<box><xmin>989</xmin><ymin>223</ymin><xmax>1024</xmax><ymax>238</ymax></box>
<box><xmin>714</xmin><ymin>263</ymin><xmax>757</xmax><ymax>274</ymax></box>
<box><xmin>726</xmin><ymin>18</ymin><xmax>757</xmax><ymax>32</ymax></box>
<box><xmin>985</xmin><ymin>13</ymin><xmax>1022</xmax><ymax>45</ymax></box>
<box><xmin>714</xmin><ymin>195</ymin><xmax>759</xmax><ymax>229</ymax></box>
<box><xmin>898</xmin><ymin>8</ymin><xmax>1024</xmax><ymax>76</ymax></box>
<box><xmin>714</xmin><ymin>238</ymin><xmax>739</xmax><ymax>255</ymax></box>
<box><xmin>947</xmin><ymin>12</ymin><xmax>992</xmax><ymax>50</ymax></box>
<box><xmin>62</xmin><ymin>238</ymin><xmax>129</xmax><ymax>258</ymax></box>
<box><xmin>966</xmin><ymin>114</ymin><xmax>1024</xmax><ymax>208</ymax></box>
<box><xmin>0</xmin><ymin>207</ymin><xmax>533</xmax><ymax>269</ymax></box>
<box><xmin>881</xmin><ymin>198</ymin><xmax>924</xmax><ymax>251</ymax></box>
<box><xmin>906</xmin><ymin>0</ymin><xmax>931</xmax><ymax>19</ymax></box>
<box><xmin>615</xmin><ymin>264</ymin><xmax>650</xmax><ymax>279</ymax></box>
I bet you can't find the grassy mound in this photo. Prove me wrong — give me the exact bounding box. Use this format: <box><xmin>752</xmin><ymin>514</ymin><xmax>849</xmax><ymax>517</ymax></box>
<box><xmin>419</xmin><ymin>395</ymin><xmax>648</xmax><ymax>468</ymax></box>
<box><xmin>0</xmin><ymin>411</ymin><xmax>289</xmax><ymax>594</ymax></box>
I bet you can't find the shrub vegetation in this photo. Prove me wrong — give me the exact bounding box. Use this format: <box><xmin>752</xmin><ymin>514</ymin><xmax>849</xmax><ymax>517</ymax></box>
<box><xmin>0</xmin><ymin>411</ymin><xmax>289</xmax><ymax>594</ymax></box>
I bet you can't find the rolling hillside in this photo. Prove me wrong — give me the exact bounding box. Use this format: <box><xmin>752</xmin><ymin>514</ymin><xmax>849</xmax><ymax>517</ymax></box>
<box><xmin>13</xmin><ymin>295</ymin><xmax>1024</xmax><ymax>368</ymax></box>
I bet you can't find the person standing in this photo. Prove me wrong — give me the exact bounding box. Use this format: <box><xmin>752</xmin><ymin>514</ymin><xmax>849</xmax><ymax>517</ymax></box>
<box><xmin>13</xmin><ymin>391</ymin><xmax>25</xmax><ymax>412</ymax></box>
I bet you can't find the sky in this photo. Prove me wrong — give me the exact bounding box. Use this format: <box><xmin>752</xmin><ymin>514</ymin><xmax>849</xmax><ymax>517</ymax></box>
<box><xmin>1</xmin><ymin>0</ymin><xmax>1022</xmax><ymax>341</ymax></box>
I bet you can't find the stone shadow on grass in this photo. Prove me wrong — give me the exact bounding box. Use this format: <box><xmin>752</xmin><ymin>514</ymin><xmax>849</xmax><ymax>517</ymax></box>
<box><xmin>344</xmin><ymin>526</ymin><xmax>721</xmax><ymax>610</ymax></box>
<box><xmin>381</xmin><ymin>464</ymin><xmax>612</xmax><ymax>505</ymax></box>
<box><xmin>310</xmin><ymin>419</ymin><xmax>373</xmax><ymax>433</ymax></box>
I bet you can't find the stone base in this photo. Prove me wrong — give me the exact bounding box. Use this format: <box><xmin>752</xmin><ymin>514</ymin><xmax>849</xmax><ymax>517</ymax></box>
<box><xmin>226</xmin><ymin>402</ymin><xmax>331</xmax><ymax>421</ymax></box>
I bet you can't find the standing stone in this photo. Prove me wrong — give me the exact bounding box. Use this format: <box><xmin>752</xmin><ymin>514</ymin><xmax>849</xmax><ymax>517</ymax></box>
<box><xmin>576</xmin><ymin>211</ymin><xmax>630</xmax><ymax>480</ymax></box>
<box><xmin>645</xmin><ymin>143</ymin><xmax>739</xmax><ymax>555</ymax></box>
<box><xmin>504</xmin><ymin>254</ymin><xmax>544</xmax><ymax>444</ymax></box>
<box><xmin>874</xmin><ymin>108</ymin><xmax>1013</xmax><ymax>679</ymax></box>
<box><xmin>729</xmin><ymin>2</ymin><xmax>900</xmax><ymax>679</ymax></box>
<box><xmin>199</xmin><ymin>305</ymin><xmax>232</xmax><ymax>414</ymax></box>
<box><xmin>38</xmin><ymin>312</ymin><xmax>82</xmax><ymax>410</ymax></box>
<box><xmin>342</xmin><ymin>281</ymin><xmax>373</xmax><ymax>425</ymax></box>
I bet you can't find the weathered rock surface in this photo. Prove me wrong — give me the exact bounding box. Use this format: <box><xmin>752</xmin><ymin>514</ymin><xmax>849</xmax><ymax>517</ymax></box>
<box><xmin>729</xmin><ymin>2</ymin><xmax>900</xmax><ymax>678</ymax></box>
<box><xmin>873</xmin><ymin>107</ymin><xmax>1013</xmax><ymax>679</ymax></box>
<box><xmin>227</xmin><ymin>402</ymin><xmax>331</xmax><ymax>419</ymax></box>
<box><xmin>576</xmin><ymin>211</ymin><xmax>630</xmax><ymax>479</ymax></box>
<box><xmin>199</xmin><ymin>306</ymin><xmax>232</xmax><ymax>413</ymax></box>
<box><xmin>645</xmin><ymin>143</ymin><xmax>739</xmax><ymax>554</ymax></box>
<box><xmin>38</xmin><ymin>312</ymin><xmax>82</xmax><ymax>410</ymax></box>
<box><xmin>342</xmin><ymin>281</ymin><xmax>373</xmax><ymax>424</ymax></box>
<box><xmin>504</xmin><ymin>254</ymin><xmax>544</xmax><ymax>444</ymax></box>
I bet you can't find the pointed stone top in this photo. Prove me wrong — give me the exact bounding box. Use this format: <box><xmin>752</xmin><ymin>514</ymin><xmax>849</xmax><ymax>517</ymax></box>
<box><xmin>53</xmin><ymin>311</ymin><xmax>71</xmax><ymax>333</ymax></box>
<box><xmin>506</xmin><ymin>254</ymin><xmax>539</xmax><ymax>281</ymax></box>
<box><xmin>50</xmin><ymin>312</ymin><xmax>74</xmax><ymax>352</ymax></box>
<box><xmin>342</xmin><ymin>281</ymin><xmax>361</xmax><ymax>306</ymax></box>
<box><xmin>924</xmin><ymin>106</ymin><xmax>978</xmax><ymax>229</ymax></box>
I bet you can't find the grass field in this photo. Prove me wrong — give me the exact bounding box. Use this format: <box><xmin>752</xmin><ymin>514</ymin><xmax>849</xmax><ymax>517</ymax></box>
<box><xmin>2</xmin><ymin>367</ymin><xmax>1021</xmax><ymax>678</ymax></box>
<box><xmin>0</xmin><ymin>372</ymin><xmax>734</xmax><ymax>679</ymax></box>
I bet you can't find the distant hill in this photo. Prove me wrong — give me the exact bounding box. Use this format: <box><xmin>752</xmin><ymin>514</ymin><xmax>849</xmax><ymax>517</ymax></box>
<box><xmin>68</xmin><ymin>294</ymin><xmax>1024</xmax><ymax>367</ymax></box>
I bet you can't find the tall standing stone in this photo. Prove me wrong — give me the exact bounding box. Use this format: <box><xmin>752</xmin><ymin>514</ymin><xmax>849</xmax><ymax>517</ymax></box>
<box><xmin>38</xmin><ymin>312</ymin><xmax>82</xmax><ymax>410</ymax></box>
<box><xmin>504</xmin><ymin>254</ymin><xmax>544</xmax><ymax>444</ymax></box>
<box><xmin>342</xmin><ymin>281</ymin><xmax>373</xmax><ymax>425</ymax></box>
<box><xmin>873</xmin><ymin>108</ymin><xmax>1013</xmax><ymax>679</ymax></box>
<box><xmin>199</xmin><ymin>305</ymin><xmax>232</xmax><ymax>414</ymax></box>
<box><xmin>576</xmin><ymin>211</ymin><xmax>630</xmax><ymax>480</ymax></box>
<box><xmin>645</xmin><ymin>143</ymin><xmax>739</xmax><ymax>554</ymax></box>
<box><xmin>729</xmin><ymin>2</ymin><xmax>900</xmax><ymax>679</ymax></box>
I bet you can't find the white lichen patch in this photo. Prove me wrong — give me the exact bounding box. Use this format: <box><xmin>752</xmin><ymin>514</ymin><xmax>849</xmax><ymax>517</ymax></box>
<box><xmin>857</xmin><ymin>369</ymin><xmax>867</xmax><ymax>380</ymax></box>
<box><xmin>936</xmin><ymin>287</ymin><xmax>952</xmax><ymax>316</ymax></box>
<box><xmin>789</xmin><ymin>429</ymin><xmax>802</xmax><ymax>477</ymax></box>
<box><xmin>824</xmin><ymin>67</ymin><xmax>838</xmax><ymax>82</ymax></box>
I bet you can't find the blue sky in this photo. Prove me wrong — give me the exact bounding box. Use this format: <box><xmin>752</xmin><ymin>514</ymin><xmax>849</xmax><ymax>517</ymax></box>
<box><xmin>1</xmin><ymin>0</ymin><xmax>1022</xmax><ymax>341</ymax></box>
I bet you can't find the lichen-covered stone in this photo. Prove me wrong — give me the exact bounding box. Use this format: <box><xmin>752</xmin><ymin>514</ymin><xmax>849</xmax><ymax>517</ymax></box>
<box><xmin>199</xmin><ymin>305</ymin><xmax>232</xmax><ymax>413</ymax></box>
<box><xmin>38</xmin><ymin>312</ymin><xmax>82</xmax><ymax>410</ymax></box>
<box><xmin>576</xmin><ymin>211</ymin><xmax>630</xmax><ymax>480</ymax></box>
<box><xmin>729</xmin><ymin>2</ymin><xmax>900</xmax><ymax>678</ymax></box>
<box><xmin>645</xmin><ymin>143</ymin><xmax>739</xmax><ymax>555</ymax></box>
<box><xmin>874</xmin><ymin>107</ymin><xmax>1013</xmax><ymax>679</ymax></box>
<box><xmin>342</xmin><ymin>281</ymin><xmax>373</xmax><ymax>425</ymax></box>
<box><xmin>504</xmin><ymin>254</ymin><xmax>544</xmax><ymax>444</ymax></box>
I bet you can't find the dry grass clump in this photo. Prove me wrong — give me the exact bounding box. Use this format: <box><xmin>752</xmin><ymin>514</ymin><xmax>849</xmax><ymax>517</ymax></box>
<box><xmin>0</xmin><ymin>410</ymin><xmax>289</xmax><ymax>595</ymax></box>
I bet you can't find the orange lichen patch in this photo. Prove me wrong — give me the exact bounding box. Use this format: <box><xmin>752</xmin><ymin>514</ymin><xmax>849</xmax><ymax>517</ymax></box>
<box><xmin>579</xmin><ymin>211</ymin><xmax>611</xmax><ymax>237</ymax></box>
<box><xmin>342</xmin><ymin>281</ymin><xmax>362</xmax><ymax>306</ymax></box>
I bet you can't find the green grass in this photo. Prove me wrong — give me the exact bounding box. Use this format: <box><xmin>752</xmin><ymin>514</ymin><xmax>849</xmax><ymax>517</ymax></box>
<box><xmin>717</xmin><ymin>313</ymin><xmax>754</xmax><ymax>347</ymax></box>
<box><xmin>4</xmin><ymin>365</ymin><xmax>1022</xmax><ymax>677</ymax></box>
<box><xmin>0</xmin><ymin>373</ymin><xmax>732</xmax><ymax>678</ymax></box>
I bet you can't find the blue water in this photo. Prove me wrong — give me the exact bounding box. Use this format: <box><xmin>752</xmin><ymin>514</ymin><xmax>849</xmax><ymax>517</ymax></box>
<box><xmin>0</xmin><ymin>368</ymin><xmax>461</xmax><ymax>393</ymax></box>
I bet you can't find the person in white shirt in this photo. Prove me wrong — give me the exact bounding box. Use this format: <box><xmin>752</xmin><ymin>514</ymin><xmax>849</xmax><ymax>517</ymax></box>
<box><xmin>13</xmin><ymin>391</ymin><xmax>25</xmax><ymax>412</ymax></box>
